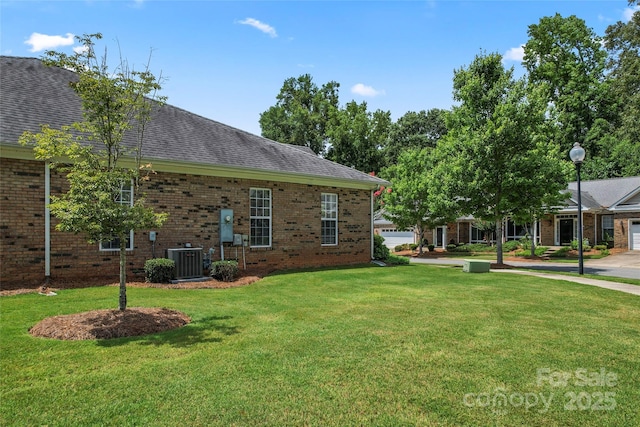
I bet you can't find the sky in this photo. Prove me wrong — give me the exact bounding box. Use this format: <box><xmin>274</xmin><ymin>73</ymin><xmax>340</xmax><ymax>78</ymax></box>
<box><xmin>1</xmin><ymin>1</ymin><xmax>638</xmax><ymax>136</ymax></box>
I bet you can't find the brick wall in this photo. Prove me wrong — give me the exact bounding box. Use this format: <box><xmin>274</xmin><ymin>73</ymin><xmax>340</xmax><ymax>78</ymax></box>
<box><xmin>613</xmin><ymin>213</ymin><xmax>640</xmax><ymax>249</ymax></box>
<box><xmin>1</xmin><ymin>158</ymin><xmax>373</xmax><ymax>288</ymax></box>
<box><xmin>539</xmin><ymin>215</ymin><xmax>555</xmax><ymax>246</ymax></box>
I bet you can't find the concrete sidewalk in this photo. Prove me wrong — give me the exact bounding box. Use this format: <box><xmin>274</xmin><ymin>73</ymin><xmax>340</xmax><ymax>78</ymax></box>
<box><xmin>409</xmin><ymin>256</ymin><xmax>640</xmax><ymax>296</ymax></box>
<box><xmin>492</xmin><ymin>269</ymin><xmax>640</xmax><ymax>296</ymax></box>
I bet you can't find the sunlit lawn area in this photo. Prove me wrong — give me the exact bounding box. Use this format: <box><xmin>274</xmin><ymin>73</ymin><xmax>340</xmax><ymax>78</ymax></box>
<box><xmin>2</xmin><ymin>264</ymin><xmax>639</xmax><ymax>426</ymax></box>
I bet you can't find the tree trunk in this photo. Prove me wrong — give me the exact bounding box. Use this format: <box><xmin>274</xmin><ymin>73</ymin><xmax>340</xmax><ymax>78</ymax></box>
<box><xmin>495</xmin><ymin>219</ymin><xmax>504</xmax><ymax>265</ymax></box>
<box><xmin>119</xmin><ymin>238</ymin><xmax>127</xmax><ymax>311</ymax></box>
<box><xmin>529</xmin><ymin>220</ymin><xmax>536</xmax><ymax>257</ymax></box>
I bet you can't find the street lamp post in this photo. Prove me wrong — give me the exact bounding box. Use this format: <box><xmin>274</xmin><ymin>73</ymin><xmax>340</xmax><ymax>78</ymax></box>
<box><xmin>569</xmin><ymin>142</ymin><xmax>586</xmax><ymax>275</ymax></box>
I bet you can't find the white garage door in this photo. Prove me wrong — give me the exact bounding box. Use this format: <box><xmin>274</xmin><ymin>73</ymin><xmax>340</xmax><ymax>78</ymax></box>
<box><xmin>379</xmin><ymin>231</ymin><xmax>415</xmax><ymax>249</ymax></box>
<box><xmin>631</xmin><ymin>222</ymin><xmax>640</xmax><ymax>251</ymax></box>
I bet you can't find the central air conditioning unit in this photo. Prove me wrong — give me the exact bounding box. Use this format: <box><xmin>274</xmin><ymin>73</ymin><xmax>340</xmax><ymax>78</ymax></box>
<box><xmin>167</xmin><ymin>248</ymin><xmax>203</xmax><ymax>279</ymax></box>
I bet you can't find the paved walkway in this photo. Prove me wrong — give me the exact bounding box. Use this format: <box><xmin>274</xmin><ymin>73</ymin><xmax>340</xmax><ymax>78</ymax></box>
<box><xmin>410</xmin><ymin>252</ymin><xmax>640</xmax><ymax>296</ymax></box>
<box><xmin>492</xmin><ymin>269</ymin><xmax>640</xmax><ymax>296</ymax></box>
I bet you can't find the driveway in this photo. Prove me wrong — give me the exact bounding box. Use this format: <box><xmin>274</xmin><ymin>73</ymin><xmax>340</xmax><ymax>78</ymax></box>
<box><xmin>585</xmin><ymin>251</ymin><xmax>640</xmax><ymax>269</ymax></box>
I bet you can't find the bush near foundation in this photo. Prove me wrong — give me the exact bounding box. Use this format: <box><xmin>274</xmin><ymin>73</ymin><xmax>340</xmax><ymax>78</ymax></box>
<box><xmin>211</xmin><ymin>260</ymin><xmax>239</xmax><ymax>282</ymax></box>
<box><xmin>144</xmin><ymin>258</ymin><xmax>176</xmax><ymax>283</ymax></box>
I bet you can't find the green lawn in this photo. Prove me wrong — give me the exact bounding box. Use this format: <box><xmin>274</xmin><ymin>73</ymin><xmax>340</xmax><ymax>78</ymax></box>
<box><xmin>2</xmin><ymin>264</ymin><xmax>639</xmax><ymax>426</ymax></box>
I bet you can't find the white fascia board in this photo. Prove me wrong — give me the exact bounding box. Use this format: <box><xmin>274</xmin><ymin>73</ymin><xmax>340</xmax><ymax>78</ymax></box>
<box><xmin>610</xmin><ymin>187</ymin><xmax>640</xmax><ymax>210</ymax></box>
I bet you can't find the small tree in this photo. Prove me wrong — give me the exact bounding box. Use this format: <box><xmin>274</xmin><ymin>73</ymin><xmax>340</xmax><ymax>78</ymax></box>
<box><xmin>381</xmin><ymin>147</ymin><xmax>455</xmax><ymax>254</ymax></box>
<box><xmin>20</xmin><ymin>33</ymin><xmax>168</xmax><ymax>310</ymax></box>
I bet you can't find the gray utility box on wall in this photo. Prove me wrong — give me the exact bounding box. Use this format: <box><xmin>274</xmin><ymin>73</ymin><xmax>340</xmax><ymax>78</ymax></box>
<box><xmin>220</xmin><ymin>209</ymin><xmax>234</xmax><ymax>243</ymax></box>
<box><xmin>167</xmin><ymin>248</ymin><xmax>203</xmax><ymax>279</ymax></box>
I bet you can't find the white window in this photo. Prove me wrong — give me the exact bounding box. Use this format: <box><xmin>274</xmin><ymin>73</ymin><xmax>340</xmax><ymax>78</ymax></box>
<box><xmin>250</xmin><ymin>188</ymin><xmax>271</xmax><ymax>247</ymax></box>
<box><xmin>321</xmin><ymin>193</ymin><xmax>338</xmax><ymax>246</ymax></box>
<box><xmin>602</xmin><ymin>215</ymin><xmax>614</xmax><ymax>241</ymax></box>
<box><xmin>100</xmin><ymin>182</ymin><xmax>134</xmax><ymax>251</ymax></box>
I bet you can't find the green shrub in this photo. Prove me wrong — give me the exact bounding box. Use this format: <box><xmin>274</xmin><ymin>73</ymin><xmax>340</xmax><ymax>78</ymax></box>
<box><xmin>144</xmin><ymin>258</ymin><xmax>175</xmax><ymax>283</ymax></box>
<box><xmin>466</xmin><ymin>243</ymin><xmax>496</xmax><ymax>253</ymax></box>
<box><xmin>394</xmin><ymin>243</ymin><xmax>415</xmax><ymax>252</ymax></box>
<box><xmin>427</xmin><ymin>244</ymin><xmax>435</xmax><ymax>252</ymax></box>
<box><xmin>549</xmin><ymin>247</ymin><xmax>571</xmax><ymax>257</ymax></box>
<box><xmin>374</xmin><ymin>235</ymin><xmax>390</xmax><ymax>260</ymax></box>
<box><xmin>409</xmin><ymin>243</ymin><xmax>418</xmax><ymax>251</ymax></box>
<box><xmin>502</xmin><ymin>240</ymin><xmax>521</xmax><ymax>252</ymax></box>
<box><xmin>211</xmin><ymin>260</ymin><xmax>239</xmax><ymax>282</ymax></box>
<box><xmin>594</xmin><ymin>244</ymin><xmax>608</xmax><ymax>251</ymax></box>
<box><xmin>600</xmin><ymin>249</ymin><xmax>610</xmax><ymax>256</ymax></box>
<box><xmin>514</xmin><ymin>246</ymin><xmax>548</xmax><ymax>257</ymax></box>
<box><xmin>451</xmin><ymin>244</ymin><xmax>470</xmax><ymax>252</ymax></box>
<box><xmin>446</xmin><ymin>244</ymin><xmax>457</xmax><ymax>251</ymax></box>
<box><xmin>385</xmin><ymin>254</ymin><xmax>410</xmax><ymax>265</ymax></box>
<box><xmin>570</xmin><ymin>239</ymin><xmax>590</xmax><ymax>250</ymax></box>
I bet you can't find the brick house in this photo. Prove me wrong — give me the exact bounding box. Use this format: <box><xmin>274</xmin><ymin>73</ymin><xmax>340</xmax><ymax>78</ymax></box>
<box><xmin>0</xmin><ymin>56</ymin><xmax>388</xmax><ymax>288</ymax></box>
<box><xmin>376</xmin><ymin>177</ymin><xmax>640</xmax><ymax>251</ymax></box>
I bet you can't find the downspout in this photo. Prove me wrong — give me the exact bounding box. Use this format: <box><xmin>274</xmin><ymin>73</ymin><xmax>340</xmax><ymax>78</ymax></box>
<box><xmin>371</xmin><ymin>189</ymin><xmax>374</xmax><ymax>260</ymax></box>
<box><xmin>44</xmin><ymin>161</ymin><xmax>51</xmax><ymax>282</ymax></box>
<box><xmin>594</xmin><ymin>213</ymin><xmax>598</xmax><ymax>245</ymax></box>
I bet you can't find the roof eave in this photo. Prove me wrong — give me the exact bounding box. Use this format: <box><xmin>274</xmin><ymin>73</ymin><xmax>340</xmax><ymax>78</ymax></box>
<box><xmin>1</xmin><ymin>144</ymin><xmax>387</xmax><ymax>190</ymax></box>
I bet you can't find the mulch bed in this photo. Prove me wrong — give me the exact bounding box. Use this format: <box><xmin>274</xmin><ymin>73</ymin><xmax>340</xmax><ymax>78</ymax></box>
<box><xmin>29</xmin><ymin>307</ymin><xmax>191</xmax><ymax>340</ymax></box>
<box><xmin>8</xmin><ymin>270</ymin><xmax>269</xmax><ymax>341</ymax></box>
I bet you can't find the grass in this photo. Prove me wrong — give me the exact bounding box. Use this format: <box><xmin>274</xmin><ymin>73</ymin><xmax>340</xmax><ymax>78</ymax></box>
<box><xmin>2</xmin><ymin>264</ymin><xmax>639</xmax><ymax>426</ymax></box>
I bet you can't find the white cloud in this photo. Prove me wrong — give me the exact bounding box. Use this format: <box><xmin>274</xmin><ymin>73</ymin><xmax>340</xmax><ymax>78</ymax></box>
<box><xmin>238</xmin><ymin>18</ymin><xmax>277</xmax><ymax>38</ymax></box>
<box><xmin>73</xmin><ymin>45</ymin><xmax>89</xmax><ymax>54</ymax></box>
<box><xmin>24</xmin><ymin>32</ymin><xmax>75</xmax><ymax>52</ymax></box>
<box><xmin>351</xmin><ymin>83</ymin><xmax>385</xmax><ymax>97</ymax></box>
<box><xmin>623</xmin><ymin>6</ymin><xmax>640</xmax><ymax>22</ymax></box>
<box><xmin>503</xmin><ymin>45</ymin><xmax>525</xmax><ymax>62</ymax></box>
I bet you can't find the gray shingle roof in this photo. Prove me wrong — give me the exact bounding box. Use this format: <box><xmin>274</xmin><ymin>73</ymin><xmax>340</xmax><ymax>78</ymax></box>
<box><xmin>568</xmin><ymin>176</ymin><xmax>640</xmax><ymax>208</ymax></box>
<box><xmin>1</xmin><ymin>56</ymin><xmax>387</xmax><ymax>188</ymax></box>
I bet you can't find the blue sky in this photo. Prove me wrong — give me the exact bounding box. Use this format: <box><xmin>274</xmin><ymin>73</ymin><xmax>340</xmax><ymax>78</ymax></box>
<box><xmin>1</xmin><ymin>1</ymin><xmax>637</xmax><ymax>136</ymax></box>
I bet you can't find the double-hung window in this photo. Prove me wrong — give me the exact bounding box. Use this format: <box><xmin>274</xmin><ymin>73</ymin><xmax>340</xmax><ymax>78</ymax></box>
<box><xmin>321</xmin><ymin>193</ymin><xmax>338</xmax><ymax>246</ymax></box>
<box><xmin>602</xmin><ymin>215</ymin><xmax>614</xmax><ymax>241</ymax></box>
<box><xmin>250</xmin><ymin>188</ymin><xmax>271</xmax><ymax>247</ymax></box>
<box><xmin>100</xmin><ymin>181</ymin><xmax>134</xmax><ymax>251</ymax></box>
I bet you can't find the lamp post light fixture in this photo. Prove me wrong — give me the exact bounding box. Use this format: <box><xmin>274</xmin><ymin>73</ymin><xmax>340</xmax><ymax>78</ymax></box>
<box><xmin>569</xmin><ymin>142</ymin><xmax>586</xmax><ymax>275</ymax></box>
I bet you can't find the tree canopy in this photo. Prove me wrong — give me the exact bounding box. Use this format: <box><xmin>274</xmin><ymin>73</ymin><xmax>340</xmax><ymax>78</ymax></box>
<box><xmin>432</xmin><ymin>52</ymin><xmax>568</xmax><ymax>263</ymax></box>
<box><xmin>259</xmin><ymin>74</ymin><xmax>339</xmax><ymax>156</ymax></box>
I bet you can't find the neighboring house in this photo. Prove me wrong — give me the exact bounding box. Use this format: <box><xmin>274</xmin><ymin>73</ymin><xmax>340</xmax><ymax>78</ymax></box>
<box><xmin>376</xmin><ymin>176</ymin><xmax>640</xmax><ymax>251</ymax></box>
<box><xmin>0</xmin><ymin>56</ymin><xmax>388</xmax><ymax>287</ymax></box>
<box><xmin>540</xmin><ymin>176</ymin><xmax>640</xmax><ymax>250</ymax></box>
<box><xmin>372</xmin><ymin>210</ymin><xmax>417</xmax><ymax>249</ymax></box>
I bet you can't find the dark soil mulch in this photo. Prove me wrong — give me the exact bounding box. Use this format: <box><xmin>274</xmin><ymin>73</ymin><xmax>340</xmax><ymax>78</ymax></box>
<box><xmin>11</xmin><ymin>270</ymin><xmax>271</xmax><ymax>341</ymax></box>
<box><xmin>29</xmin><ymin>307</ymin><xmax>191</xmax><ymax>340</ymax></box>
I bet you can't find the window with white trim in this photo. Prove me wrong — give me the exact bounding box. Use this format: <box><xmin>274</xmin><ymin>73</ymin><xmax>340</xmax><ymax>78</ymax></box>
<box><xmin>602</xmin><ymin>215</ymin><xmax>614</xmax><ymax>241</ymax></box>
<box><xmin>321</xmin><ymin>193</ymin><xmax>338</xmax><ymax>245</ymax></box>
<box><xmin>100</xmin><ymin>181</ymin><xmax>134</xmax><ymax>251</ymax></box>
<box><xmin>250</xmin><ymin>188</ymin><xmax>271</xmax><ymax>247</ymax></box>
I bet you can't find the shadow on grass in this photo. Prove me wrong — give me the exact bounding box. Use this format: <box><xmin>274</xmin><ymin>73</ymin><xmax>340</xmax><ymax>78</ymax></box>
<box><xmin>95</xmin><ymin>315</ymin><xmax>240</xmax><ymax>348</ymax></box>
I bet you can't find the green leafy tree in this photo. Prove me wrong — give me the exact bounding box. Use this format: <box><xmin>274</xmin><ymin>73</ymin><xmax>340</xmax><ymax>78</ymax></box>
<box><xmin>259</xmin><ymin>74</ymin><xmax>339</xmax><ymax>155</ymax></box>
<box><xmin>604</xmin><ymin>1</ymin><xmax>640</xmax><ymax>176</ymax></box>
<box><xmin>383</xmin><ymin>109</ymin><xmax>448</xmax><ymax>167</ymax></box>
<box><xmin>523</xmin><ymin>14</ymin><xmax>609</xmax><ymax>160</ymax></box>
<box><xmin>433</xmin><ymin>52</ymin><xmax>568</xmax><ymax>264</ymax></box>
<box><xmin>326</xmin><ymin>101</ymin><xmax>391</xmax><ymax>173</ymax></box>
<box><xmin>381</xmin><ymin>147</ymin><xmax>454</xmax><ymax>254</ymax></box>
<box><xmin>20</xmin><ymin>33</ymin><xmax>168</xmax><ymax>310</ymax></box>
